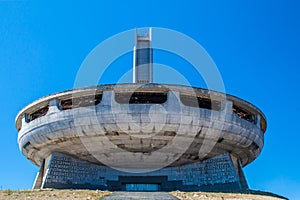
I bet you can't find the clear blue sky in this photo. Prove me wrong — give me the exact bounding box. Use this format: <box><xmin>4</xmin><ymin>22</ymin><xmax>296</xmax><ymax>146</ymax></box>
<box><xmin>1</xmin><ymin>1</ymin><xmax>300</xmax><ymax>199</ymax></box>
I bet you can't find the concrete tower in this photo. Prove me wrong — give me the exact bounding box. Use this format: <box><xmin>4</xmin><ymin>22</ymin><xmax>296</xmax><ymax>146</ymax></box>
<box><xmin>133</xmin><ymin>28</ymin><xmax>153</xmax><ymax>83</ymax></box>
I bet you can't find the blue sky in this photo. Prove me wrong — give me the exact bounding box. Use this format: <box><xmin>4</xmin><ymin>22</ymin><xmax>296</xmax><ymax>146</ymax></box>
<box><xmin>0</xmin><ymin>1</ymin><xmax>300</xmax><ymax>199</ymax></box>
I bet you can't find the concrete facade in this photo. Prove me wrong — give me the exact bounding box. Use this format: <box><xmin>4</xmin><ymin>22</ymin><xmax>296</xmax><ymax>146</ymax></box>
<box><xmin>36</xmin><ymin>152</ymin><xmax>247</xmax><ymax>191</ymax></box>
<box><xmin>16</xmin><ymin>83</ymin><xmax>266</xmax><ymax>191</ymax></box>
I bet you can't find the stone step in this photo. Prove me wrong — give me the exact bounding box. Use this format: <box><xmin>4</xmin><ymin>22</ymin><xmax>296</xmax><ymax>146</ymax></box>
<box><xmin>100</xmin><ymin>192</ymin><xmax>179</xmax><ymax>200</ymax></box>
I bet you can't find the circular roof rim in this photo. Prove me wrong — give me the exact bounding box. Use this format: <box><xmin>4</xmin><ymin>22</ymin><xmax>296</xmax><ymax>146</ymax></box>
<box><xmin>15</xmin><ymin>83</ymin><xmax>267</xmax><ymax>131</ymax></box>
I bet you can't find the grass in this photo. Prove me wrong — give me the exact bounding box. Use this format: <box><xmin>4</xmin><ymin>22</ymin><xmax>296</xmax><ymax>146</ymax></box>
<box><xmin>0</xmin><ymin>189</ymin><xmax>287</xmax><ymax>200</ymax></box>
<box><xmin>170</xmin><ymin>190</ymin><xmax>288</xmax><ymax>200</ymax></box>
<box><xmin>0</xmin><ymin>189</ymin><xmax>111</xmax><ymax>200</ymax></box>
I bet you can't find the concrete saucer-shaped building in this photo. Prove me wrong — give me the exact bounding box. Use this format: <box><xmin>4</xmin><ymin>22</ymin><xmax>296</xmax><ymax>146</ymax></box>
<box><xmin>16</xmin><ymin>29</ymin><xmax>266</xmax><ymax>191</ymax></box>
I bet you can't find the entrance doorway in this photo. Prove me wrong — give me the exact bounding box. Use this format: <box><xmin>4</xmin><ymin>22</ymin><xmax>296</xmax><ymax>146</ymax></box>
<box><xmin>125</xmin><ymin>183</ymin><xmax>160</xmax><ymax>191</ymax></box>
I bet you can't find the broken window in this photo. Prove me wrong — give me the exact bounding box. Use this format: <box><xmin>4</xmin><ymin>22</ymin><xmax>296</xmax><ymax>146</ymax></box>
<box><xmin>180</xmin><ymin>94</ymin><xmax>221</xmax><ymax>111</ymax></box>
<box><xmin>60</xmin><ymin>93</ymin><xmax>102</xmax><ymax>110</ymax></box>
<box><xmin>232</xmin><ymin>105</ymin><xmax>254</xmax><ymax>122</ymax></box>
<box><xmin>115</xmin><ymin>92</ymin><xmax>167</xmax><ymax>104</ymax></box>
<box><xmin>27</xmin><ymin>105</ymin><xmax>49</xmax><ymax>122</ymax></box>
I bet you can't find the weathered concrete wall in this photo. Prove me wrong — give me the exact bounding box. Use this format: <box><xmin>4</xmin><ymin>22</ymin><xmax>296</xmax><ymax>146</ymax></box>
<box><xmin>15</xmin><ymin>84</ymin><xmax>265</xmax><ymax>192</ymax></box>
<box><xmin>15</xmin><ymin>84</ymin><xmax>267</xmax><ymax>132</ymax></box>
<box><xmin>42</xmin><ymin>152</ymin><xmax>246</xmax><ymax>191</ymax></box>
<box><xmin>17</xmin><ymin>87</ymin><xmax>264</xmax><ymax>169</ymax></box>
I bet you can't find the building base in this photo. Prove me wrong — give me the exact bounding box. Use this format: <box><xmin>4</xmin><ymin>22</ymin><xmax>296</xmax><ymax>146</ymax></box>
<box><xmin>34</xmin><ymin>152</ymin><xmax>248</xmax><ymax>192</ymax></box>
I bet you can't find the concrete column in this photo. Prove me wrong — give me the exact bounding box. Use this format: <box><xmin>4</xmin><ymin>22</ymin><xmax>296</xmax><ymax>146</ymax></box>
<box><xmin>40</xmin><ymin>154</ymin><xmax>52</xmax><ymax>189</ymax></box>
<box><xmin>101</xmin><ymin>90</ymin><xmax>118</xmax><ymax>106</ymax></box>
<box><xmin>255</xmin><ymin>114</ymin><xmax>261</xmax><ymax>129</ymax></box>
<box><xmin>47</xmin><ymin>99</ymin><xmax>60</xmax><ymax>114</ymax></box>
<box><xmin>21</xmin><ymin>113</ymin><xmax>28</xmax><ymax>129</ymax></box>
<box><xmin>230</xmin><ymin>154</ymin><xmax>249</xmax><ymax>190</ymax></box>
<box><xmin>164</xmin><ymin>91</ymin><xmax>181</xmax><ymax>113</ymax></box>
<box><xmin>221</xmin><ymin>100</ymin><xmax>233</xmax><ymax>114</ymax></box>
<box><xmin>32</xmin><ymin>159</ymin><xmax>45</xmax><ymax>189</ymax></box>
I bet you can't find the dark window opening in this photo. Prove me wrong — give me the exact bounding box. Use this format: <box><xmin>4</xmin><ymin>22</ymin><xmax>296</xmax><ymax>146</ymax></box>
<box><xmin>233</xmin><ymin>105</ymin><xmax>254</xmax><ymax>122</ymax></box>
<box><xmin>180</xmin><ymin>94</ymin><xmax>221</xmax><ymax>111</ymax></box>
<box><xmin>217</xmin><ymin>137</ymin><xmax>224</xmax><ymax>143</ymax></box>
<box><xmin>28</xmin><ymin>106</ymin><xmax>49</xmax><ymax>122</ymax></box>
<box><xmin>60</xmin><ymin>93</ymin><xmax>102</xmax><ymax>110</ymax></box>
<box><xmin>115</xmin><ymin>92</ymin><xmax>167</xmax><ymax>104</ymax></box>
<box><xmin>23</xmin><ymin>142</ymin><xmax>31</xmax><ymax>151</ymax></box>
<box><xmin>183</xmin><ymin>154</ymin><xmax>199</xmax><ymax>161</ymax></box>
<box><xmin>251</xmin><ymin>141</ymin><xmax>259</xmax><ymax>150</ymax></box>
<box><xmin>136</xmin><ymin>48</ymin><xmax>151</xmax><ymax>66</ymax></box>
<box><xmin>163</xmin><ymin>131</ymin><xmax>176</xmax><ymax>136</ymax></box>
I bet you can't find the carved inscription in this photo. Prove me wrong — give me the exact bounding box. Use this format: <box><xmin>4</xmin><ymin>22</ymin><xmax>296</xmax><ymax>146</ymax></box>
<box><xmin>198</xmin><ymin>155</ymin><xmax>237</xmax><ymax>185</ymax></box>
<box><xmin>45</xmin><ymin>154</ymin><xmax>104</xmax><ymax>185</ymax></box>
<box><xmin>44</xmin><ymin>152</ymin><xmax>238</xmax><ymax>187</ymax></box>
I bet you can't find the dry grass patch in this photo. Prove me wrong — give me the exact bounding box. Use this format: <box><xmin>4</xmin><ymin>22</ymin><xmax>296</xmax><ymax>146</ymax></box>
<box><xmin>0</xmin><ymin>189</ymin><xmax>111</xmax><ymax>200</ymax></box>
<box><xmin>170</xmin><ymin>191</ymin><xmax>287</xmax><ymax>200</ymax></box>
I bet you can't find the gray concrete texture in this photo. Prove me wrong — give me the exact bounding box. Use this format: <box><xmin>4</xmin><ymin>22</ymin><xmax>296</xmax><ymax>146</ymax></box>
<box><xmin>16</xmin><ymin>84</ymin><xmax>265</xmax><ymax>171</ymax></box>
<box><xmin>36</xmin><ymin>152</ymin><xmax>247</xmax><ymax>191</ymax></box>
